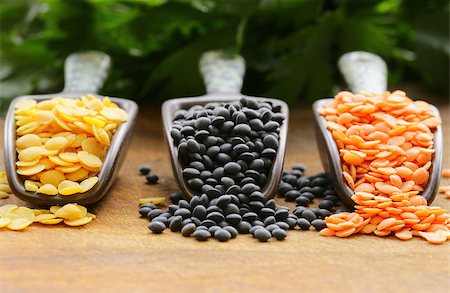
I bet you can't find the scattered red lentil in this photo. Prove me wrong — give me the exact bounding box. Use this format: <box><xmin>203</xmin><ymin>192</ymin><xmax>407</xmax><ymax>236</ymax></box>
<box><xmin>319</xmin><ymin>90</ymin><xmax>449</xmax><ymax>244</ymax></box>
<box><xmin>438</xmin><ymin>185</ymin><xmax>450</xmax><ymax>199</ymax></box>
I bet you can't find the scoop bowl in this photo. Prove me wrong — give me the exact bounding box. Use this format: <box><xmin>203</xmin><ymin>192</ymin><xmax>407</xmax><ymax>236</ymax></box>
<box><xmin>312</xmin><ymin>98</ymin><xmax>443</xmax><ymax>206</ymax></box>
<box><xmin>3</xmin><ymin>51</ymin><xmax>138</xmax><ymax>206</ymax></box>
<box><xmin>4</xmin><ymin>93</ymin><xmax>138</xmax><ymax>206</ymax></box>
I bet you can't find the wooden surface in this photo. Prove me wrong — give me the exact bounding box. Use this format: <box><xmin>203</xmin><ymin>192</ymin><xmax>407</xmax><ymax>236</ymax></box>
<box><xmin>0</xmin><ymin>99</ymin><xmax>449</xmax><ymax>293</ymax></box>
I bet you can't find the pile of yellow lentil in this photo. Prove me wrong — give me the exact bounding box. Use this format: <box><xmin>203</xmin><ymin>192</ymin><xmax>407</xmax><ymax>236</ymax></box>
<box><xmin>14</xmin><ymin>95</ymin><xmax>128</xmax><ymax>196</ymax></box>
<box><xmin>318</xmin><ymin>90</ymin><xmax>450</xmax><ymax>244</ymax></box>
<box><xmin>0</xmin><ymin>203</ymin><xmax>95</xmax><ymax>230</ymax></box>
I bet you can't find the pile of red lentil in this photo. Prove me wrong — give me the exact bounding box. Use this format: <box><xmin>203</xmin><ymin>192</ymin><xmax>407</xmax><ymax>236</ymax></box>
<box><xmin>318</xmin><ymin>90</ymin><xmax>449</xmax><ymax>244</ymax></box>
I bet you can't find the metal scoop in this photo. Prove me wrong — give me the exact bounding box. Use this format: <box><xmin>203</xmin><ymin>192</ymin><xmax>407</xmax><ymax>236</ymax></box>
<box><xmin>162</xmin><ymin>50</ymin><xmax>289</xmax><ymax>200</ymax></box>
<box><xmin>313</xmin><ymin>51</ymin><xmax>442</xmax><ymax>206</ymax></box>
<box><xmin>4</xmin><ymin>51</ymin><xmax>138</xmax><ymax>206</ymax></box>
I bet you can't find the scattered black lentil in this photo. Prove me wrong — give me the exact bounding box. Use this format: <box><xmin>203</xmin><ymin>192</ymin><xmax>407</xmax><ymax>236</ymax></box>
<box><xmin>272</xmin><ymin>228</ymin><xmax>288</xmax><ymax>240</ymax></box>
<box><xmin>146</xmin><ymin>174</ymin><xmax>159</xmax><ymax>184</ymax></box>
<box><xmin>297</xmin><ymin>218</ymin><xmax>311</xmax><ymax>230</ymax></box>
<box><xmin>139</xmin><ymin>165</ymin><xmax>151</xmax><ymax>175</ymax></box>
<box><xmin>215</xmin><ymin>229</ymin><xmax>232</xmax><ymax>242</ymax></box>
<box><xmin>311</xmin><ymin>219</ymin><xmax>327</xmax><ymax>231</ymax></box>
<box><xmin>194</xmin><ymin>229</ymin><xmax>211</xmax><ymax>241</ymax></box>
<box><xmin>277</xmin><ymin>166</ymin><xmax>353</xmax><ymax>231</ymax></box>
<box><xmin>139</xmin><ymin>164</ymin><xmax>353</xmax><ymax>242</ymax></box>
<box><xmin>139</xmin><ymin>98</ymin><xmax>350</xmax><ymax>242</ymax></box>
<box><xmin>253</xmin><ymin>228</ymin><xmax>272</xmax><ymax>242</ymax></box>
<box><xmin>181</xmin><ymin>223</ymin><xmax>196</xmax><ymax>237</ymax></box>
<box><xmin>148</xmin><ymin>221</ymin><xmax>165</xmax><ymax>234</ymax></box>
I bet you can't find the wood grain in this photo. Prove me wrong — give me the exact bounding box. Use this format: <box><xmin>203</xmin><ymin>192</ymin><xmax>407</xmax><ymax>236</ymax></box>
<box><xmin>0</xmin><ymin>101</ymin><xmax>449</xmax><ymax>293</ymax></box>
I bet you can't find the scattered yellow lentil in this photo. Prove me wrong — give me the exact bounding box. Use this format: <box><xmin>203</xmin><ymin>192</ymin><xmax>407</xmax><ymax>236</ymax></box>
<box><xmin>0</xmin><ymin>217</ymin><xmax>12</xmax><ymax>228</ymax></box>
<box><xmin>0</xmin><ymin>203</ymin><xmax>95</xmax><ymax>231</ymax></box>
<box><xmin>0</xmin><ymin>171</ymin><xmax>12</xmax><ymax>199</ymax></box>
<box><xmin>64</xmin><ymin>217</ymin><xmax>93</xmax><ymax>226</ymax></box>
<box><xmin>15</xmin><ymin>95</ymin><xmax>128</xmax><ymax>196</ymax></box>
<box><xmin>138</xmin><ymin>197</ymin><xmax>166</xmax><ymax>205</ymax></box>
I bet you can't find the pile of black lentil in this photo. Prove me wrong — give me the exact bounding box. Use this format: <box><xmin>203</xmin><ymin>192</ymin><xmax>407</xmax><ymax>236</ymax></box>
<box><xmin>139</xmin><ymin>97</ymin><xmax>350</xmax><ymax>242</ymax></box>
<box><xmin>171</xmin><ymin>97</ymin><xmax>284</xmax><ymax>194</ymax></box>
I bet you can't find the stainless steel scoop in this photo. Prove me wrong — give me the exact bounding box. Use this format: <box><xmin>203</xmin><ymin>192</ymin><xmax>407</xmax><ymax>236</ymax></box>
<box><xmin>4</xmin><ymin>51</ymin><xmax>138</xmax><ymax>206</ymax></box>
<box><xmin>162</xmin><ymin>50</ymin><xmax>289</xmax><ymax>200</ymax></box>
<box><xmin>313</xmin><ymin>51</ymin><xmax>442</xmax><ymax>206</ymax></box>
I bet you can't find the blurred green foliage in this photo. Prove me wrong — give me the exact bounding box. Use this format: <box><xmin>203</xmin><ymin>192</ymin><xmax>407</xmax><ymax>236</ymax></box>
<box><xmin>0</xmin><ymin>0</ymin><xmax>448</xmax><ymax>108</ymax></box>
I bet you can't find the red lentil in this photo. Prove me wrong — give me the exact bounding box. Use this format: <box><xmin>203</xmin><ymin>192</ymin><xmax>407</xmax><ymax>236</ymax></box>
<box><xmin>442</xmin><ymin>169</ymin><xmax>450</xmax><ymax>178</ymax></box>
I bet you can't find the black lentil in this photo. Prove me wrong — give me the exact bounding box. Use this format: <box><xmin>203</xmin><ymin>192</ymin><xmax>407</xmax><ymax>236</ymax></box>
<box><xmin>147</xmin><ymin>209</ymin><xmax>164</xmax><ymax>220</ymax></box>
<box><xmin>209</xmin><ymin>225</ymin><xmax>221</xmax><ymax>236</ymax></box>
<box><xmin>265</xmin><ymin>224</ymin><xmax>279</xmax><ymax>232</ymax></box>
<box><xmin>272</xmin><ymin>228</ymin><xmax>287</xmax><ymax>240</ymax></box>
<box><xmin>311</xmin><ymin>219</ymin><xmax>327</xmax><ymax>231</ymax></box>
<box><xmin>301</xmin><ymin>210</ymin><xmax>317</xmax><ymax>222</ymax></box>
<box><xmin>193</xmin><ymin>229</ymin><xmax>211</xmax><ymax>241</ymax></box>
<box><xmin>237</xmin><ymin>221</ymin><xmax>252</xmax><ymax>234</ymax></box>
<box><xmin>215</xmin><ymin>229</ymin><xmax>232</xmax><ymax>242</ymax></box>
<box><xmin>297</xmin><ymin>218</ymin><xmax>311</xmax><ymax>230</ymax></box>
<box><xmin>285</xmin><ymin>217</ymin><xmax>297</xmax><ymax>229</ymax></box>
<box><xmin>169</xmin><ymin>215</ymin><xmax>183</xmax><ymax>232</ymax></box>
<box><xmin>275</xmin><ymin>222</ymin><xmax>290</xmax><ymax>230</ymax></box>
<box><xmin>254</xmin><ymin>228</ymin><xmax>271</xmax><ymax>242</ymax></box>
<box><xmin>223</xmin><ymin>226</ymin><xmax>238</xmax><ymax>238</ymax></box>
<box><xmin>146</xmin><ymin>174</ymin><xmax>159</xmax><ymax>184</ymax></box>
<box><xmin>139</xmin><ymin>165</ymin><xmax>151</xmax><ymax>175</ymax></box>
<box><xmin>169</xmin><ymin>191</ymin><xmax>183</xmax><ymax>204</ymax></box>
<box><xmin>153</xmin><ymin>217</ymin><xmax>169</xmax><ymax>228</ymax></box>
<box><xmin>181</xmin><ymin>223</ymin><xmax>196</xmax><ymax>237</ymax></box>
<box><xmin>148</xmin><ymin>221</ymin><xmax>166</xmax><ymax>234</ymax></box>
<box><xmin>139</xmin><ymin>206</ymin><xmax>153</xmax><ymax>217</ymax></box>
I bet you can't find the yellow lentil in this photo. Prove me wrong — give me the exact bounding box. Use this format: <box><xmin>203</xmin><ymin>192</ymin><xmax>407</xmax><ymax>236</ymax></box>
<box><xmin>54</xmin><ymin>203</ymin><xmax>84</xmax><ymax>220</ymax></box>
<box><xmin>24</xmin><ymin>180</ymin><xmax>40</xmax><ymax>192</ymax></box>
<box><xmin>17</xmin><ymin>164</ymin><xmax>46</xmax><ymax>176</ymax></box>
<box><xmin>40</xmin><ymin>170</ymin><xmax>65</xmax><ymax>186</ymax></box>
<box><xmin>7</xmin><ymin>218</ymin><xmax>33</xmax><ymax>230</ymax></box>
<box><xmin>64</xmin><ymin>217</ymin><xmax>93</xmax><ymax>226</ymax></box>
<box><xmin>79</xmin><ymin>177</ymin><xmax>99</xmax><ymax>193</ymax></box>
<box><xmin>0</xmin><ymin>217</ymin><xmax>12</xmax><ymax>228</ymax></box>
<box><xmin>37</xmin><ymin>184</ymin><xmax>59</xmax><ymax>196</ymax></box>
<box><xmin>34</xmin><ymin>213</ymin><xmax>57</xmax><ymax>222</ymax></box>
<box><xmin>39</xmin><ymin>218</ymin><xmax>64</xmax><ymax>225</ymax></box>
<box><xmin>58</xmin><ymin>180</ymin><xmax>82</xmax><ymax>195</ymax></box>
<box><xmin>138</xmin><ymin>197</ymin><xmax>166</xmax><ymax>205</ymax></box>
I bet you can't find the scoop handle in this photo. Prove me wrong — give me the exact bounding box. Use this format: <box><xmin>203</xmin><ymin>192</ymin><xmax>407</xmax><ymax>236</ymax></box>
<box><xmin>338</xmin><ymin>51</ymin><xmax>387</xmax><ymax>93</ymax></box>
<box><xmin>63</xmin><ymin>51</ymin><xmax>111</xmax><ymax>94</ymax></box>
<box><xmin>199</xmin><ymin>50</ymin><xmax>246</xmax><ymax>95</ymax></box>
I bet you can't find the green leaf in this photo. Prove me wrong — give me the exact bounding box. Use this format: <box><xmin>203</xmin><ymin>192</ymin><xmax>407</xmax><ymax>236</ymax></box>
<box><xmin>140</xmin><ymin>24</ymin><xmax>237</xmax><ymax>101</ymax></box>
<box><xmin>266</xmin><ymin>13</ymin><xmax>337</xmax><ymax>104</ymax></box>
<box><xmin>337</xmin><ymin>17</ymin><xmax>395</xmax><ymax>57</ymax></box>
<box><xmin>401</xmin><ymin>1</ymin><xmax>449</xmax><ymax>94</ymax></box>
